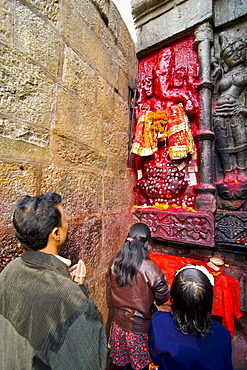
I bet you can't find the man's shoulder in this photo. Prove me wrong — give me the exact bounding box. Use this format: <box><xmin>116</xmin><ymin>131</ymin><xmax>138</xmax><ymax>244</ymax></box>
<box><xmin>0</xmin><ymin>257</ymin><xmax>22</xmax><ymax>275</ymax></box>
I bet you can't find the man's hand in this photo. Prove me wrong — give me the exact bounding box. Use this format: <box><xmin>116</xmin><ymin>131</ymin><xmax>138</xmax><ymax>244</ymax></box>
<box><xmin>69</xmin><ymin>259</ymin><xmax>86</xmax><ymax>285</ymax></box>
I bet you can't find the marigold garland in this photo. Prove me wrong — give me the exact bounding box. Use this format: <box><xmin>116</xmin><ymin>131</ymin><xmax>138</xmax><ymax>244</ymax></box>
<box><xmin>132</xmin><ymin>203</ymin><xmax>197</xmax><ymax>213</ymax></box>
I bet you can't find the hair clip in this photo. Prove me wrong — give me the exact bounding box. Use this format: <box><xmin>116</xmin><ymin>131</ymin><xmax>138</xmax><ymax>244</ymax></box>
<box><xmin>175</xmin><ymin>264</ymin><xmax>214</xmax><ymax>286</ymax></box>
<box><xmin>126</xmin><ymin>237</ymin><xmax>134</xmax><ymax>242</ymax></box>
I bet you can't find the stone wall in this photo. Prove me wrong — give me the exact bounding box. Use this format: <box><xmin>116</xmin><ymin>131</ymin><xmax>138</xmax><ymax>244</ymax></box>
<box><xmin>0</xmin><ymin>0</ymin><xmax>137</xmax><ymax>324</ymax></box>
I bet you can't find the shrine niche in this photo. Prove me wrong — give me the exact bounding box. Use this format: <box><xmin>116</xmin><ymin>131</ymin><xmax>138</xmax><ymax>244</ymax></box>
<box><xmin>130</xmin><ymin>36</ymin><xmax>215</xmax><ymax>247</ymax></box>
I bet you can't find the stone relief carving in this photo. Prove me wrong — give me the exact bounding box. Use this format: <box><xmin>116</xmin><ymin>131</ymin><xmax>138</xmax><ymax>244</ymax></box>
<box><xmin>212</xmin><ymin>30</ymin><xmax>247</xmax><ymax>211</ymax></box>
<box><xmin>131</xmin><ymin>37</ymin><xmax>200</xmax><ymax>209</ymax></box>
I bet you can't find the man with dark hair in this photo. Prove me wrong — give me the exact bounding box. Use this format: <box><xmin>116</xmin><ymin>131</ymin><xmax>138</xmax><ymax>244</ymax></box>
<box><xmin>0</xmin><ymin>192</ymin><xmax>107</xmax><ymax>369</ymax></box>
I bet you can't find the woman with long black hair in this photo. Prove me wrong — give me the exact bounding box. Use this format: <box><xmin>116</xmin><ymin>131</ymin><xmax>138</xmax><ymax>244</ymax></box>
<box><xmin>107</xmin><ymin>223</ymin><xmax>170</xmax><ymax>370</ymax></box>
<box><xmin>148</xmin><ymin>264</ymin><xmax>233</xmax><ymax>370</ymax></box>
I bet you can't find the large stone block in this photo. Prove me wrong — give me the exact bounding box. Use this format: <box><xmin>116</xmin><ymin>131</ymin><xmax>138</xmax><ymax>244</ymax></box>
<box><xmin>103</xmin><ymin>174</ymin><xmax>135</xmax><ymax>212</ymax></box>
<box><xmin>80</xmin><ymin>216</ymin><xmax>103</xmax><ymax>272</ymax></box>
<box><xmin>59</xmin><ymin>216</ymin><xmax>103</xmax><ymax>277</ymax></box>
<box><xmin>40</xmin><ymin>165</ymin><xmax>103</xmax><ymax>216</ymax></box>
<box><xmin>0</xmin><ymin>117</ymin><xmax>49</xmax><ymax>147</ymax></box>
<box><xmin>54</xmin><ymin>136</ymin><xmax>107</xmax><ymax>170</ymax></box>
<box><xmin>55</xmin><ymin>88</ymin><xmax>103</xmax><ymax>148</ymax></box>
<box><xmin>25</xmin><ymin>0</ymin><xmax>60</xmax><ymax>25</ymax></box>
<box><xmin>106</xmin><ymin>154</ymin><xmax>130</xmax><ymax>176</ymax></box>
<box><xmin>62</xmin><ymin>45</ymin><xmax>96</xmax><ymax>104</ymax></box>
<box><xmin>117</xmin><ymin>67</ymin><xmax>132</xmax><ymax>101</ymax></box>
<box><xmin>0</xmin><ymin>117</ymin><xmax>51</xmax><ymax>161</ymax></box>
<box><xmin>73</xmin><ymin>0</ymin><xmax>98</xmax><ymax>31</ymax></box>
<box><xmin>113</xmin><ymin>94</ymin><xmax>129</xmax><ymax>132</ymax></box>
<box><xmin>108</xmin><ymin>0</ymin><xmax>122</xmax><ymax>41</ymax></box>
<box><xmin>96</xmin><ymin>27</ymin><xmax>120</xmax><ymax>87</ymax></box>
<box><xmin>135</xmin><ymin>0</ymin><xmax>213</xmax><ymax>53</ymax></box>
<box><xmin>0</xmin><ymin>43</ymin><xmax>54</xmax><ymax>127</ymax></box>
<box><xmin>14</xmin><ymin>1</ymin><xmax>60</xmax><ymax>76</ymax></box>
<box><xmin>0</xmin><ymin>161</ymin><xmax>39</xmax><ymax>225</ymax></box>
<box><xmin>103</xmin><ymin>126</ymin><xmax>129</xmax><ymax>158</ymax></box>
<box><xmin>87</xmin><ymin>272</ymin><xmax>109</xmax><ymax>326</ymax></box>
<box><xmin>62</xmin><ymin>1</ymin><xmax>98</xmax><ymax>64</ymax></box>
<box><xmin>0</xmin><ymin>136</ymin><xmax>51</xmax><ymax>162</ymax></box>
<box><xmin>103</xmin><ymin>211</ymin><xmax>133</xmax><ymax>265</ymax></box>
<box><xmin>96</xmin><ymin>75</ymin><xmax>115</xmax><ymax>119</ymax></box>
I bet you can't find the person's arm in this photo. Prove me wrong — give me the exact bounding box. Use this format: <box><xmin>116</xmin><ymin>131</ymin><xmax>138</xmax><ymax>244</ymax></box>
<box><xmin>147</xmin><ymin>261</ymin><xmax>170</xmax><ymax>305</ymax></box>
<box><xmin>48</xmin><ymin>297</ymin><xmax>108</xmax><ymax>369</ymax></box>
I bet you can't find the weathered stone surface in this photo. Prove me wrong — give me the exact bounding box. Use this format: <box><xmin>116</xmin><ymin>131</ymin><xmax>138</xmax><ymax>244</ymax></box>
<box><xmin>0</xmin><ymin>136</ymin><xmax>51</xmax><ymax>162</ymax></box>
<box><xmin>113</xmin><ymin>94</ymin><xmax>129</xmax><ymax>132</ymax></box>
<box><xmin>81</xmin><ymin>216</ymin><xmax>103</xmax><ymax>272</ymax></box>
<box><xmin>106</xmin><ymin>154</ymin><xmax>130</xmax><ymax>176</ymax></box>
<box><xmin>131</xmin><ymin>0</ymin><xmax>170</xmax><ymax>20</ymax></box>
<box><xmin>96</xmin><ymin>75</ymin><xmax>115</xmax><ymax>119</ymax></box>
<box><xmin>55</xmin><ymin>88</ymin><xmax>103</xmax><ymax>148</ymax></box>
<box><xmin>104</xmin><ymin>173</ymin><xmax>135</xmax><ymax>212</ymax></box>
<box><xmin>102</xmin><ymin>96</ymin><xmax>130</xmax><ymax>158</ymax></box>
<box><xmin>14</xmin><ymin>1</ymin><xmax>60</xmax><ymax>75</ymax></box>
<box><xmin>0</xmin><ymin>0</ymin><xmax>13</xmax><ymax>45</ymax></box>
<box><xmin>134</xmin><ymin>0</ymin><xmax>213</xmax><ymax>53</ymax></box>
<box><xmin>0</xmin><ymin>161</ymin><xmax>39</xmax><ymax>225</ymax></box>
<box><xmin>0</xmin><ymin>43</ymin><xmax>54</xmax><ymax>127</ymax></box>
<box><xmin>0</xmin><ymin>227</ymin><xmax>22</xmax><ymax>272</ymax></box>
<box><xmin>73</xmin><ymin>0</ymin><xmax>98</xmax><ymax>32</ymax></box>
<box><xmin>26</xmin><ymin>0</ymin><xmax>60</xmax><ymax>25</ymax></box>
<box><xmin>103</xmin><ymin>127</ymin><xmax>129</xmax><ymax>158</ymax></box>
<box><xmin>87</xmin><ymin>272</ymin><xmax>109</xmax><ymax>326</ymax></box>
<box><xmin>0</xmin><ymin>0</ymin><xmax>137</xmax><ymax>328</ymax></box>
<box><xmin>40</xmin><ymin>165</ymin><xmax>103</xmax><ymax>215</ymax></box>
<box><xmin>103</xmin><ymin>211</ymin><xmax>133</xmax><ymax>265</ymax></box>
<box><xmin>214</xmin><ymin>0</ymin><xmax>247</xmax><ymax>27</ymax></box>
<box><xmin>55</xmin><ymin>136</ymin><xmax>106</xmax><ymax>170</ymax></box>
<box><xmin>0</xmin><ymin>117</ymin><xmax>49</xmax><ymax>147</ymax></box>
<box><xmin>117</xmin><ymin>67</ymin><xmax>131</xmax><ymax>101</ymax></box>
<box><xmin>108</xmin><ymin>0</ymin><xmax>122</xmax><ymax>41</ymax></box>
<box><xmin>61</xmin><ymin>1</ymin><xmax>94</xmax><ymax>60</ymax></box>
<box><xmin>62</xmin><ymin>45</ymin><xmax>96</xmax><ymax>104</ymax></box>
<box><xmin>59</xmin><ymin>216</ymin><xmax>103</xmax><ymax>276</ymax></box>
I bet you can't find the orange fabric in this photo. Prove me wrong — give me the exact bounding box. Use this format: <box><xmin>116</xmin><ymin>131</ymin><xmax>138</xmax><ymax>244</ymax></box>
<box><xmin>149</xmin><ymin>253</ymin><xmax>242</xmax><ymax>337</ymax></box>
<box><xmin>131</xmin><ymin>105</ymin><xmax>196</xmax><ymax>159</ymax></box>
<box><xmin>131</xmin><ymin>111</ymin><xmax>158</xmax><ymax>156</ymax></box>
<box><xmin>167</xmin><ymin>104</ymin><xmax>196</xmax><ymax>160</ymax></box>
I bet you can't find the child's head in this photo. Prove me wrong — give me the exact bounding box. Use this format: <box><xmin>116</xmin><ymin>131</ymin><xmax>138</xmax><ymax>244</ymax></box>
<box><xmin>127</xmin><ymin>222</ymin><xmax>151</xmax><ymax>248</ymax></box>
<box><xmin>171</xmin><ymin>264</ymin><xmax>214</xmax><ymax>336</ymax></box>
<box><xmin>114</xmin><ymin>223</ymin><xmax>151</xmax><ymax>287</ymax></box>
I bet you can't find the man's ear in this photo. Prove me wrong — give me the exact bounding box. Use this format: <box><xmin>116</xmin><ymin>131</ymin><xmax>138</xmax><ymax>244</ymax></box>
<box><xmin>50</xmin><ymin>227</ymin><xmax>60</xmax><ymax>241</ymax></box>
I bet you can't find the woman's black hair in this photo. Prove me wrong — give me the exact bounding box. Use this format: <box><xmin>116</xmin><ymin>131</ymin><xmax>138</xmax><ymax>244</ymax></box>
<box><xmin>113</xmin><ymin>223</ymin><xmax>151</xmax><ymax>287</ymax></box>
<box><xmin>13</xmin><ymin>192</ymin><xmax>62</xmax><ymax>250</ymax></box>
<box><xmin>170</xmin><ymin>266</ymin><xmax>213</xmax><ymax>336</ymax></box>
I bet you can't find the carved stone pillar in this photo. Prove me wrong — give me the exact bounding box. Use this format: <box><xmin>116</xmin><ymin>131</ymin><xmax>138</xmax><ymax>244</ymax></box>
<box><xmin>194</xmin><ymin>22</ymin><xmax>216</xmax><ymax>213</ymax></box>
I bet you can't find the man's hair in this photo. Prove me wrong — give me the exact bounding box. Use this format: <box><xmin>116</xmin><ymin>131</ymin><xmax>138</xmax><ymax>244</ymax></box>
<box><xmin>171</xmin><ymin>266</ymin><xmax>213</xmax><ymax>336</ymax></box>
<box><xmin>13</xmin><ymin>192</ymin><xmax>62</xmax><ymax>250</ymax></box>
<box><xmin>113</xmin><ymin>223</ymin><xmax>151</xmax><ymax>287</ymax></box>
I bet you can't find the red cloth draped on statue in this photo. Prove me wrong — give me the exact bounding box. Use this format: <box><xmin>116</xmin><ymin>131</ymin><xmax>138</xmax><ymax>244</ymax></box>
<box><xmin>131</xmin><ymin>104</ymin><xmax>196</xmax><ymax>159</ymax></box>
<box><xmin>149</xmin><ymin>252</ymin><xmax>242</xmax><ymax>338</ymax></box>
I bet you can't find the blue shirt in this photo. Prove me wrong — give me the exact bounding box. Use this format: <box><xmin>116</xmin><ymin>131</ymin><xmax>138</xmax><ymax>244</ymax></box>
<box><xmin>148</xmin><ymin>311</ymin><xmax>233</xmax><ymax>370</ymax></box>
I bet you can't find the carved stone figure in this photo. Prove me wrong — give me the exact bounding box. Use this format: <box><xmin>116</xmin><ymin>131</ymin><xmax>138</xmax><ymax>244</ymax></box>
<box><xmin>212</xmin><ymin>31</ymin><xmax>247</xmax><ymax>184</ymax></box>
<box><xmin>131</xmin><ymin>38</ymin><xmax>200</xmax><ymax>208</ymax></box>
